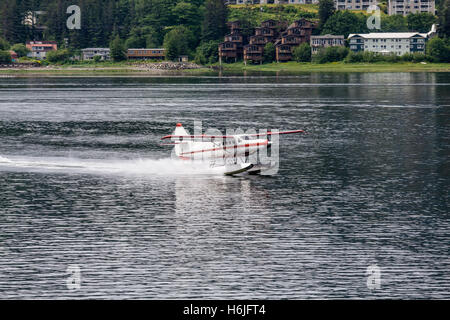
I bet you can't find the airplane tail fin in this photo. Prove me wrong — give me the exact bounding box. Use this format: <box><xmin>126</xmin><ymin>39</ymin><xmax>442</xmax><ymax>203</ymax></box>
<box><xmin>174</xmin><ymin>123</ymin><xmax>189</xmax><ymax>136</ymax></box>
<box><xmin>173</xmin><ymin>123</ymin><xmax>189</xmax><ymax>157</ymax></box>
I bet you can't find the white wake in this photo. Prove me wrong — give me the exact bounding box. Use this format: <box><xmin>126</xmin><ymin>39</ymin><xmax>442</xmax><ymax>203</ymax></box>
<box><xmin>0</xmin><ymin>155</ymin><xmax>226</xmax><ymax>176</ymax></box>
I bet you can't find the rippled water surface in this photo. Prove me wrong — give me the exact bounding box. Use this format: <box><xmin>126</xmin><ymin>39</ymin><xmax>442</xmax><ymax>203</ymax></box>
<box><xmin>0</xmin><ymin>73</ymin><xmax>449</xmax><ymax>299</ymax></box>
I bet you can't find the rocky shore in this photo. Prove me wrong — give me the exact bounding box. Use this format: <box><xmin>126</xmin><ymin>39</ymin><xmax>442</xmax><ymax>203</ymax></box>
<box><xmin>0</xmin><ymin>62</ymin><xmax>41</xmax><ymax>68</ymax></box>
<box><xmin>136</xmin><ymin>61</ymin><xmax>204</xmax><ymax>70</ymax></box>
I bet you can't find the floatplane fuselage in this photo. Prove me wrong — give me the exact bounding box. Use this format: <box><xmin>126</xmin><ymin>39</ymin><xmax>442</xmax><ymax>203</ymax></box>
<box><xmin>161</xmin><ymin>123</ymin><xmax>305</xmax><ymax>175</ymax></box>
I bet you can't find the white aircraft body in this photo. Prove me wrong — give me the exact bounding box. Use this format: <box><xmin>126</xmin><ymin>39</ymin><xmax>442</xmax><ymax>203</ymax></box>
<box><xmin>162</xmin><ymin>123</ymin><xmax>305</xmax><ymax>175</ymax></box>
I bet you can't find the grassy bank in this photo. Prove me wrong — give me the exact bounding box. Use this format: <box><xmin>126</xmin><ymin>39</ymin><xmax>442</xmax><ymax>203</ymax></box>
<box><xmin>219</xmin><ymin>61</ymin><xmax>450</xmax><ymax>73</ymax></box>
<box><xmin>1</xmin><ymin>61</ymin><xmax>449</xmax><ymax>76</ymax></box>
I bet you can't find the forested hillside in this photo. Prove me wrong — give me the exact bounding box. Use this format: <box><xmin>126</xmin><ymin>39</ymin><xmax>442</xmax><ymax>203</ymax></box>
<box><xmin>0</xmin><ymin>0</ymin><xmax>448</xmax><ymax>63</ymax></box>
<box><xmin>0</xmin><ymin>0</ymin><xmax>218</xmax><ymax>49</ymax></box>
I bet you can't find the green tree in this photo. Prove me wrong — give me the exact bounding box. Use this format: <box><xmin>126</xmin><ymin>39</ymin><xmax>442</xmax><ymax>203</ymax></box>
<box><xmin>382</xmin><ymin>15</ymin><xmax>408</xmax><ymax>32</ymax></box>
<box><xmin>114</xmin><ymin>0</ymin><xmax>135</xmax><ymax>39</ymax></box>
<box><xmin>135</xmin><ymin>0</ymin><xmax>179</xmax><ymax>46</ymax></box>
<box><xmin>321</xmin><ymin>11</ymin><xmax>368</xmax><ymax>38</ymax></box>
<box><xmin>293</xmin><ymin>43</ymin><xmax>311</xmax><ymax>62</ymax></box>
<box><xmin>313</xmin><ymin>46</ymin><xmax>349</xmax><ymax>63</ymax></box>
<box><xmin>263</xmin><ymin>42</ymin><xmax>275</xmax><ymax>63</ymax></box>
<box><xmin>164</xmin><ymin>26</ymin><xmax>195</xmax><ymax>60</ymax></box>
<box><xmin>172</xmin><ymin>2</ymin><xmax>200</xmax><ymax>27</ymax></box>
<box><xmin>344</xmin><ymin>51</ymin><xmax>363</xmax><ymax>63</ymax></box>
<box><xmin>202</xmin><ymin>0</ymin><xmax>228</xmax><ymax>42</ymax></box>
<box><xmin>426</xmin><ymin>37</ymin><xmax>450</xmax><ymax>62</ymax></box>
<box><xmin>125</xmin><ymin>26</ymin><xmax>159</xmax><ymax>49</ymax></box>
<box><xmin>361</xmin><ymin>51</ymin><xmax>383</xmax><ymax>63</ymax></box>
<box><xmin>110</xmin><ymin>34</ymin><xmax>127</xmax><ymax>61</ymax></box>
<box><xmin>194</xmin><ymin>40</ymin><xmax>220</xmax><ymax>64</ymax></box>
<box><xmin>10</xmin><ymin>43</ymin><xmax>29</xmax><ymax>57</ymax></box>
<box><xmin>407</xmin><ymin>13</ymin><xmax>437</xmax><ymax>32</ymax></box>
<box><xmin>438</xmin><ymin>0</ymin><xmax>450</xmax><ymax>37</ymax></box>
<box><xmin>318</xmin><ymin>0</ymin><xmax>335</xmax><ymax>29</ymax></box>
<box><xmin>0</xmin><ymin>37</ymin><xmax>10</xmax><ymax>50</ymax></box>
<box><xmin>229</xmin><ymin>9</ymin><xmax>257</xmax><ymax>40</ymax></box>
<box><xmin>0</xmin><ymin>0</ymin><xmax>34</xmax><ymax>44</ymax></box>
<box><xmin>0</xmin><ymin>50</ymin><xmax>12</xmax><ymax>63</ymax></box>
<box><xmin>46</xmin><ymin>49</ymin><xmax>72</xmax><ymax>63</ymax></box>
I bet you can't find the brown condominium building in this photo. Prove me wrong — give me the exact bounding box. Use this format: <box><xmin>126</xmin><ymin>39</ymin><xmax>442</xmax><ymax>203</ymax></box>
<box><xmin>275</xmin><ymin>19</ymin><xmax>314</xmax><ymax>62</ymax></box>
<box><xmin>127</xmin><ymin>48</ymin><xmax>165</xmax><ymax>60</ymax></box>
<box><xmin>219</xmin><ymin>21</ymin><xmax>244</xmax><ymax>63</ymax></box>
<box><xmin>220</xmin><ymin>19</ymin><xmax>315</xmax><ymax>64</ymax></box>
<box><xmin>244</xmin><ymin>19</ymin><xmax>284</xmax><ymax>64</ymax></box>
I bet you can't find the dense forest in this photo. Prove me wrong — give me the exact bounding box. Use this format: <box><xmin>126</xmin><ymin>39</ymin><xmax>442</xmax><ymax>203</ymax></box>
<box><xmin>0</xmin><ymin>0</ymin><xmax>227</xmax><ymax>50</ymax></box>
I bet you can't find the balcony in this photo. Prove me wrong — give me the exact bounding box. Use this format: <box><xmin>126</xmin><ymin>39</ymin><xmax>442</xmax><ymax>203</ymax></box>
<box><xmin>244</xmin><ymin>45</ymin><xmax>263</xmax><ymax>54</ymax></box>
<box><xmin>224</xmin><ymin>35</ymin><xmax>243</xmax><ymax>44</ymax></box>
<box><xmin>219</xmin><ymin>43</ymin><xmax>237</xmax><ymax>51</ymax></box>
<box><xmin>249</xmin><ymin>36</ymin><xmax>266</xmax><ymax>45</ymax></box>
<box><xmin>277</xmin><ymin>45</ymin><xmax>292</xmax><ymax>53</ymax></box>
<box><xmin>282</xmin><ymin>37</ymin><xmax>301</xmax><ymax>45</ymax></box>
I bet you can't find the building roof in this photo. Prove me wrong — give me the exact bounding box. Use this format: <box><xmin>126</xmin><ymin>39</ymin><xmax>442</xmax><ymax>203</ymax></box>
<box><xmin>27</xmin><ymin>43</ymin><xmax>56</xmax><ymax>47</ymax></box>
<box><xmin>311</xmin><ymin>34</ymin><xmax>344</xmax><ymax>39</ymax></box>
<box><xmin>128</xmin><ymin>48</ymin><xmax>165</xmax><ymax>50</ymax></box>
<box><xmin>82</xmin><ymin>48</ymin><xmax>110</xmax><ymax>50</ymax></box>
<box><xmin>348</xmin><ymin>24</ymin><xmax>438</xmax><ymax>40</ymax></box>
<box><xmin>348</xmin><ymin>32</ymin><xmax>426</xmax><ymax>39</ymax></box>
<box><xmin>26</xmin><ymin>41</ymin><xmax>57</xmax><ymax>45</ymax></box>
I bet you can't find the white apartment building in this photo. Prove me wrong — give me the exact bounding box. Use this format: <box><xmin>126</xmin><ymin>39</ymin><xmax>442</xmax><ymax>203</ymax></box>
<box><xmin>225</xmin><ymin>0</ymin><xmax>318</xmax><ymax>4</ymax></box>
<box><xmin>284</xmin><ymin>0</ymin><xmax>319</xmax><ymax>3</ymax></box>
<box><xmin>348</xmin><ymin>25</ymin><xmax>436</xmax><ymax>56</ymax></box>
<box><xmin>388</xmin><ymin>0</ymin><xmax>435</xmax><ymax>16</ymax></box>
<box><xmin>335</xmin><ymin>0</ymin><xmax>378</xmax><ymax>11</ymax></box>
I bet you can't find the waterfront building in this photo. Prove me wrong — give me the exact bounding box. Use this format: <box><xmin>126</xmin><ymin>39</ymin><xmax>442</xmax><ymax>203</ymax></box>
<box><xmin>275</xmin><ymin>19</ymin><xmax>314</xmax><ymax>62</ymax></box>
<box><xmin>81</xmin><ymin>48</ymin><xmax>110</xmax><ymax>61</ymax></box>
<box><xmin>348</xmin><ymin>25</ymin><xmax>437</xmax><ymax>55</ymax></box>
<box><xmin>244</xmin><ymin>19</ymin><xmax>282</xmax><ymax>64</ymax></box>
<box><xmin>9</xmin><ymin>51</ymin><xmax>18</xmax><ymax>62</ymax></box>
<box><xmin>219</xmin><ymin>21</ymin><xmax>245</xmax><ymax>63</ymax></box>
<box><xmin>26</xmin><ymin>41</ymin><xmax>57</xmax><ymax>59</ymax></box>
<box><xmin>127</xmin><ymin>48</ymin><xmax>165</xmax><ymax>60</ymax></box>
<box><xmin>310</xmin><ymin>35</ymin><xmax>345</xmax><ymax>54</ymax></box>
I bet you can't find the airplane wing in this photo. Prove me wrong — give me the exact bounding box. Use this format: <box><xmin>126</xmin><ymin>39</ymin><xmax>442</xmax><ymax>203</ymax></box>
<box><xmin>161</xmin><ymin>134</ymin><xmax>235</xmax><ymax>140</ymax></box>
<box><xmin>161</xmin><ymin>130</ymin><xmax>305</xmax><ymax>140</ymax></box>
<box><xmin>238</xmin><ymin>130</ymin><xmax>305</xmax><ymax>137</ymax></box>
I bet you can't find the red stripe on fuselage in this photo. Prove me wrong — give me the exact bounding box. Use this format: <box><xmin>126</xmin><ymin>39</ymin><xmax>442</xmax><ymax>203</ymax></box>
<box><xmin>180</xmin><ymin>141</ymin><xmax>268</xmax><ymax>156</ymax></box>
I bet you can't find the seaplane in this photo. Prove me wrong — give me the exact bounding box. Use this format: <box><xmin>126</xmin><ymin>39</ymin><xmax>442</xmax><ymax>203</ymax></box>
<box><xmin>161</xmin><ymin>123</ymin><xmax>305</xmax><ymax>175</ymax></box>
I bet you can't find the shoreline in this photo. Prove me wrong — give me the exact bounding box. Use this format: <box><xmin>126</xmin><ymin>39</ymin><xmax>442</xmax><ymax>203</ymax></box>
<box><xmin>0</xmin><ymin>61</ymin><xmax>449</xmax><ymax>76</ymax></box>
